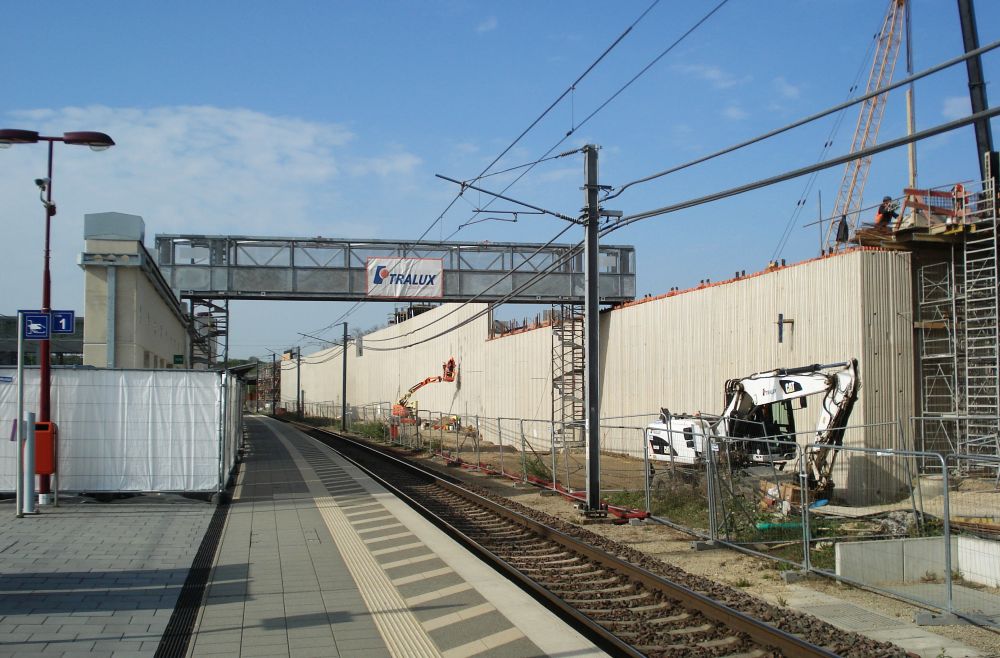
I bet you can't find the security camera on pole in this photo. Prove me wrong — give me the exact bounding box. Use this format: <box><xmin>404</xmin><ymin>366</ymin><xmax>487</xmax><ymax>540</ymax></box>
<box><xmin>0</xmin><ymin>128</ymin><xmax>115</xmax><ymax>506</ymax></box>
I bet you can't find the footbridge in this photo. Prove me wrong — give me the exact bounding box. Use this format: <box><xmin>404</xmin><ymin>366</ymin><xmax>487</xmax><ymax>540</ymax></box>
<box><xmin>154</xmin><ymin>235</ymin><xmax>636</xmax><ymax>304</ymax></box>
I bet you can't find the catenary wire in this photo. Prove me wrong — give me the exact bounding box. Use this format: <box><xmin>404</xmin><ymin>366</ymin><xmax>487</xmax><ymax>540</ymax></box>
<box><xmin>343</xmin><ymin>0</ymin><xmax>733</xmax><ymax>343</ymax></box>
<box><xmin>602</xmin><ymin>38</ymin><xmax>1000</xmax><ymax>203</ymax></box>
<box><xmin>362</xmin><ymin>237</ymin><xmax>586</xmax><ymax>352</ymax></box>
<box><xmin>770</xmin><ymin>29</ymin><xmax>881</xmax><ymax>261</ymax></box>
<box><xmin>601</xmin><ymin>105</ymin><xmax>1000</xmax><ymax>236</ymax></box>
<box><xmin>299</xmin><ymin>3</ymin><xmax>663</xmax><ymax>343</ymax></box>
<box><xmin>359</xmin><ymin>220</ymin><xmax>579</xmax><ymax>344</ymax></box>
<box><xmin>446</xmin><ymin>0</ymin><xmax>735</xmax><ymax>241</ymax></box>
<box><xmin>413</xmin><ymin>0</ymin><xmax>663</xmax><ymax>244</ymax></box>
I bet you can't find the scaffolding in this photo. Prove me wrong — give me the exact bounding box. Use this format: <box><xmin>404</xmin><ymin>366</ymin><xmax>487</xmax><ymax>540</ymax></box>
<box><xmin>256</xmin><ymin>360</ymin><xmax>280</xmax><ymax>414</ymax></box>
<box><xmin>915</xmin><ymin>157</ymin><xmax>999</xmax><ymax>475</ymax></box>
<box><xmin>551</xmin><ymin>304</ymin><xmax>585</xmax><ymax>448</ymax></box>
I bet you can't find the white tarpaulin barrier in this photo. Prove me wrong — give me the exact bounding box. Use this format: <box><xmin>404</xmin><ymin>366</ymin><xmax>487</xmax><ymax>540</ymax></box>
<box><xmin>366</xmin><ymin>257</ymin><xmax>443</xmax><ymax>298</ymax></box>
<box><xmin>0</xmin><ymin>368</ymin><xmax>243</xmax><ymax>493</ymax></box>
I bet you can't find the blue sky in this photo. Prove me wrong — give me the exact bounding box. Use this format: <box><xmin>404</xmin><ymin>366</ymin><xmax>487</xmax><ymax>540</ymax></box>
<box><xmin>2</xmin><ymin>1</ymin><xmax>998</xmax><ymax>359</ymax></box>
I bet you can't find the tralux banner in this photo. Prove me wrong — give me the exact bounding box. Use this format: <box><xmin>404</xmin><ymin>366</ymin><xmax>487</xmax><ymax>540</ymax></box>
<box><xmin>366</xmin><ymin>257</ymin><xmax>444</xmax><ymax>298</ymax></box>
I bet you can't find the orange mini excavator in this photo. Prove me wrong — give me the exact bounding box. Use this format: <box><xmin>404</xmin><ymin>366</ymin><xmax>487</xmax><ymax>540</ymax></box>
<box><xmin>391</xmin><ymin>358</ymin><xmax>457</xmax><ymax>423</ymax></box>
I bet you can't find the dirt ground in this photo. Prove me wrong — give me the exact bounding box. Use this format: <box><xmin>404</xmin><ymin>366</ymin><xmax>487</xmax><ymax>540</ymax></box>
<box><xmin>411</xmin><ymin>447</ymin><xmax>1000</xmax><ymax>657</ymax></box>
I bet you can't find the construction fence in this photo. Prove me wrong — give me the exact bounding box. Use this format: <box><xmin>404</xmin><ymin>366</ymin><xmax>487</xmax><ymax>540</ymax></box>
<box><xmin>296</xmin><ymin>402</ymin><xmax>999</xmax><ymax>624</ymax></box>
<box><xmin>0</xmin><ymin>368</ymin><xmax>244</xmax><ymax>494</ymax></box>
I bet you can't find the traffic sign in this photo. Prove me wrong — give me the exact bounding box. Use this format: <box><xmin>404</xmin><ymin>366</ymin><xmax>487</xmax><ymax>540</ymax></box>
<box><xmin>51</xmin><ymin>310</ymin><xmax>75</xmax><ymax>334</ymax></box>
<box><xmin>20</xmin><ymin>311</ymin><xmax>50</xmax><ymax>340</ymax></box>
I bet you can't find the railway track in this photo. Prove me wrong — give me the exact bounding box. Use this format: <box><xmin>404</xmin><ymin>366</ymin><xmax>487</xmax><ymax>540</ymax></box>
<box><xmin>291</xmin><ymin>421</ymin><xmax>906</xmax><ymax>658</ymax></box>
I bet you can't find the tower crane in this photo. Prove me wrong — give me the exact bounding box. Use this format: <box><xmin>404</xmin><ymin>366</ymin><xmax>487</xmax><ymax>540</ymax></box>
<box><xmin>824</xmin><ymin>0</ymin><xmax>907</xmax><ymax>252</ymax></box>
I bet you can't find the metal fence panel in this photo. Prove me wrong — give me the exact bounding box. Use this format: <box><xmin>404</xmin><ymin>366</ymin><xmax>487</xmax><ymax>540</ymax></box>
<box><xmin>0</xmin><ymin>368</ymin><xmax>239</xmax><ymax>493</ymax></box>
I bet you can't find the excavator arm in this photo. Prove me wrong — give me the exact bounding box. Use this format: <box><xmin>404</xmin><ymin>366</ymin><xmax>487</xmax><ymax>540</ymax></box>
<box><xmin>720</xmin><ymin>360</ymin><xmax>860</xmax><ymax>477</ymax></box>
<box><xmin>804</xmin><ymin>359</ymin><xmax>860</xmax><ymax>495</ymax></box>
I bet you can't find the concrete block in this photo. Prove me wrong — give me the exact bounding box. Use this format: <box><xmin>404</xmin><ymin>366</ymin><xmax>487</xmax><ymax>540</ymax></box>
<box><xmin>836</xmin><ymin>538</ymin><xmax>903</xmax><ymax>585</ymax></box>
<box><xmin>956</xmin><ymin>535</ymin><xmax>1000</xmax><ymax>588</ymax></box>
<box><xmin>84</xmin><ymin>212</ymin><xmax>145</xmax><ymax>242</ymax></box>
<box><xmin>901</xmin><ymin>536</ymin><xmax>956</xmax><ymax>582</ymax></box>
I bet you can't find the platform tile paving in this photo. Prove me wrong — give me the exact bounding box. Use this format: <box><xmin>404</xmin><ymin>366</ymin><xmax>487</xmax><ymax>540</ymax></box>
<box><xmin>0</xmin><ymin>495</ymin><xmax>215</xmax><ymax>656</ymax></box>
<box><xmin>287</xmin><ymin>426</ymin><xmax>548</xmax><ymax>657</ymax></box>
<box><xmin>189</xmin><ymin>423</ymin><xmax>391</xmax><ymax>658</ymax></box>
<box><xmin>205</xmin><ymin>417</ymin><xmax>575</xmax><ymax>658</ymax></box>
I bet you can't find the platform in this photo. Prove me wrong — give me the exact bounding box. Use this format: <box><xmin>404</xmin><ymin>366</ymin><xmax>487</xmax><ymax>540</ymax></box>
<box><xmin>0</xmin><ymin>492</ymin><xmax>216</xmax><ymax>655</ymax></box>
<box><xmin>189</xmin><ymin>416</ymin><xmax>602</xmax><ymax>657</ymax></box>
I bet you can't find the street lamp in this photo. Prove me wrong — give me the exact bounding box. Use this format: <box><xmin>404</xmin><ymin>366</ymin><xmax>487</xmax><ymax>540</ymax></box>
<box><xmin>0</xmin><ymin>128</ymin><xmax>115</xmax><ymax>503</ymax></box>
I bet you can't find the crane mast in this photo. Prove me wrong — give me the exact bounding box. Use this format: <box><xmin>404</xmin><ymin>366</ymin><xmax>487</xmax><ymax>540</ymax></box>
<box><xmin>825</xmin><ymin>0</ymin><xmax>907</xmax><ymax>252</ymax></box>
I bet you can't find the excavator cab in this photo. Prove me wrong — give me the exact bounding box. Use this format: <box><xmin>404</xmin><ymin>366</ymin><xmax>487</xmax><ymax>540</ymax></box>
<box><xmin>727</xmin><ymin>400</ymin><xmax>798</xmax><ymax>464</ymax></box>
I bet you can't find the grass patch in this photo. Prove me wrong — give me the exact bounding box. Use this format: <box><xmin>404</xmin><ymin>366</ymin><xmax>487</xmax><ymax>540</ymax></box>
<box><xmin>648</xmin><ymin>474</ymin><xmax>710</xmax><ymax>529</ymax></box>
<box><xmin>605</xmin><ymin>490</ymin><xmax>645</xmax><ymax>510</ymax></box>
<box><xmin>351</xmin><ymin>420</ymin><xmax>387</xmax><ymax>440</ymax></box>
<box><xmin>524</xmin><ymin>456</ymin><xmax>552</xmax><ymax>481</ymax></box>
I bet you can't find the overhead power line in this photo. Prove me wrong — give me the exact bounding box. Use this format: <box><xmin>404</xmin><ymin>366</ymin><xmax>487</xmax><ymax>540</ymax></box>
<box><xmin>362</xmin><ymin>236</ymin><xmax>586</xmax><ymax>353</ymax></box>
<box><xmin>415</xmin><ymin>0</ymin><xmax>663</xmax><ymax>244</ymax></box>
<box><xmin>301</xmin><ymin>3</ymin><xmax>664</xmax><ymax>343</ymax></box>
<box><xmin>448</xmin><ymin>0</ymin><xmax>734</xmax><ymax>241</ymax></box>
<box><xmin>603</xmin><ymin>38</ymin><xmax>1000</xmax><ymax>203</ymax></box>
<box><xmin>360</xmin><ymin>220</ymin><xmax>579</xmax><ymax>344</ymax></box>
<box><xmin>602</xmin><ymin>105</ymin><xmax>1000</xmax><ymax>235</ymax></box>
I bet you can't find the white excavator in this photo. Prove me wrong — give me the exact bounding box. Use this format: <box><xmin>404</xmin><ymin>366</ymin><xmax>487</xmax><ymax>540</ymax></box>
<box><xmin>646</xmin><ymin>360</ymin><xmax>860</xmax><ymax>495</ymax></box>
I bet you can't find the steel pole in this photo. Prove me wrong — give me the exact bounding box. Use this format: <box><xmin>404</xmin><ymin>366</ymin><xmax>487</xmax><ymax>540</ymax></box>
<box><xmin>584</xmin><ymin>144</ymin><xmax>602</xmax><ymax>512</ymax></box>
<box><xmin>957</xmin><ymin>0</ymin><xmax>995</xmax><ymax>179</ymax></box>
<box><xmin>342</xmin><ymin>323</ymin><xmax>348</xmax><ymax>431</ymax></box>
<box><xmin>15</xmin><ymin>313</ymin><xmax>24</xmax><ymax>519</ymax></box>
<box><xmin>38</xmin><ymin>141</ymin><xmax>54</xmax><ymax>499</ymax></box>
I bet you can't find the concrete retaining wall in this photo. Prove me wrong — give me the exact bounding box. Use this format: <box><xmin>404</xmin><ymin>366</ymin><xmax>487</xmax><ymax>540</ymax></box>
<box><xmin>836</xmin><ymin>535</ymin><xmax>999</xmax><ymax>588</ymax></box>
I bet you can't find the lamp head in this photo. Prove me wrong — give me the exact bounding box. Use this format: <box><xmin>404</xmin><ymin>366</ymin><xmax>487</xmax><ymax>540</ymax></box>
<box><xmin>0</xmin><ymin>129</ymin><xmax>40</xmax><ymax>147</ymax></box>
<box><xmin>62</xmin><ymin>131</ymin><xmax>114</xmax><ymax>151</ymax></box>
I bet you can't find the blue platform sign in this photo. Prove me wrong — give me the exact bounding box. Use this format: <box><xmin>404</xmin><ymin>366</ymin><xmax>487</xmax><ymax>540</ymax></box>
<box><xmin>52</xmin><ymin>310</ymin><xmax>75</xmax><ymax>334</ymax></box>
<box><xmin>20</xmin><ymin>311</ymin><xmax>50</xmax><ymax>340</ymax></box>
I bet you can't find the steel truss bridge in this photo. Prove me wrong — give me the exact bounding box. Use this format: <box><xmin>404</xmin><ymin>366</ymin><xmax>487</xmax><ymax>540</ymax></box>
<box><xmin>154</xmin><ymin>235</ymin><xmax>636</xmax><ymax>304</ymax></box>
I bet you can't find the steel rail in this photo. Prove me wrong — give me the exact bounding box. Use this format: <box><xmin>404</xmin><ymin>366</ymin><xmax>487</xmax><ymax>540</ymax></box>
<box><xmin>291</xmin><ymin>421</ymin><xmax>839</xmax><ymax>658</ymax></box>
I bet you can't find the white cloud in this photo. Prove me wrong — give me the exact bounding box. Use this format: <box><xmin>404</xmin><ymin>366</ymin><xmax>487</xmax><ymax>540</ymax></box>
<box><xmin>942</xmin><ymin>95</ymin><xmax>970</xmax><ymax>120</ymax></box>
<box><xmin>476</xmin><ymin>16</ymin><xmax>497</xmax><ymax>33</ymax></box>
<box><xmin>673</xmin><ymin>64</ymin><xmax>749</xmax><ymax>89</ymax></box>
<box><xmin>773</xmin><ymin>76</ymin><xmax>800</xmax><ymax>100</ymax></box>
<box><xmin>453</xmin><ymin>141</ymin><xmax>479</xmax><ymax>156</ymax></box>
<box><xmin>722</xmin><ymin>105</ymin><xmax>748</xmax><ymax>120</ymax></box>
<box><xmin>0</xmin><ymin>105</ymin><xmax>422</xmax><ymax>316</ymax></box>
<box><xmin>533</xmin><ymin>167</ymin><xmax>577</xmax><ymax>184</ymax></box>
<box><xmin>347</xmin><ymin>152</ymin><xmax>422</xmax><ymax>177</ymax></box>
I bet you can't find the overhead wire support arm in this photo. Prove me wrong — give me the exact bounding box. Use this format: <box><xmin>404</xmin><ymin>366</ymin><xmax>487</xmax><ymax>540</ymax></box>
<box><xmin>297</xmin><ymin>331</ymin><xmax>339</xmax><ymax>346</ymax></box>
<box><xmin>436</xmin><ymin>174</ymin><xmax>583</xmax><ymax>224</ymax></box>
<box><xmin>603</xmin><ymin>37</ymin><xmax>1000</xmax><ymax>203</ymax></box>
<box><xmin>602</xmin><ymin>105</ymin><xmax>1000</xmax><ymax>235</ymax></box>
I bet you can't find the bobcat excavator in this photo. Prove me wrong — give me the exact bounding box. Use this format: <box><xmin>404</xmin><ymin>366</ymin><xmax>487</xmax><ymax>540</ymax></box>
<box><xmin>391</xmin><ymin>358</ymin><xmax>457</xmax><ymax>424</ymax></box>
<box><xmin>646</xmin><ymin>360</ymin><xmax>860</xmax><ymax>496</ymax></box>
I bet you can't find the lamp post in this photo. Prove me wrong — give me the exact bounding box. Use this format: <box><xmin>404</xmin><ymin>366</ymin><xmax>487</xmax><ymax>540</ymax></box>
<box><xmin>0</xmin><ymin>129</ymin><xmax>115</xmax><ymax>503</ymax></box>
